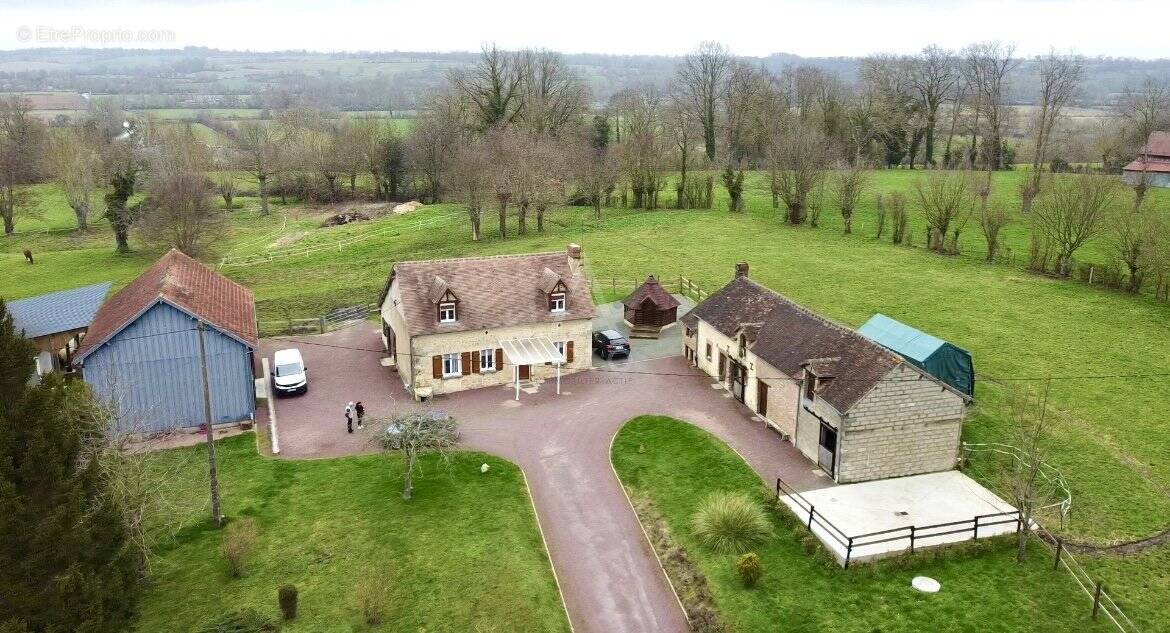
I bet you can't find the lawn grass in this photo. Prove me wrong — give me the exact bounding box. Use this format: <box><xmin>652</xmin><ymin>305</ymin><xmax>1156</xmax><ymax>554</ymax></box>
<box><xmin>134</xmin><ymin>434</ymin><xmax>569</xmax><ymax>632</ymax></box>
<box><xmin>610</xmin><ymin>416</ymin><xmax>1122</xmax><ymax>633</ymax></box>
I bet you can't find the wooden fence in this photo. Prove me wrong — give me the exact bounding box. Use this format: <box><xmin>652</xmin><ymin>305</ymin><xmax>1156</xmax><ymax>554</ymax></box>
<box><xmin>258</xmin><ymin>303</ymin><xmax>377</xmax><ymax>337</ymax></box>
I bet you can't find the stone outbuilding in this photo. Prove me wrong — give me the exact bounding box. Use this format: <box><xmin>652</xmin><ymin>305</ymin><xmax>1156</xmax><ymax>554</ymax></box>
<box><xmin>622</xmin><ymin>276</ymin><xmax>680</xmax><ymax>331</ymax></box>
<box><xmin>682</xmin><ymin>263</ymin><xmax>970</xmax><ymax>484</ymax></box>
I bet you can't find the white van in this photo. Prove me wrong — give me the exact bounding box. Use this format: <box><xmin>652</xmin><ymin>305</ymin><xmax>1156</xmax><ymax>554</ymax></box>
<box><xmin>272</xmin><ymin>348</ymin><xmax>308</xmax><ymax>395</ymax></box>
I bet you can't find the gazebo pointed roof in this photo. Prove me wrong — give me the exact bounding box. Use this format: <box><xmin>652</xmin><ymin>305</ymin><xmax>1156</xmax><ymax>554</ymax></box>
<box><xmin>622</xmin><ymin>276</ymin><xmax>680</xmax><ymax>309</ymax></box>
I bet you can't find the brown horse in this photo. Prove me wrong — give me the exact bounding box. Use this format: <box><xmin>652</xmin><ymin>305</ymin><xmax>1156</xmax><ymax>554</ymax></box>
<box><xmin>23</xmin><ymin>249</ymin><xmax>33</xmax><ymax>264</ymax></box>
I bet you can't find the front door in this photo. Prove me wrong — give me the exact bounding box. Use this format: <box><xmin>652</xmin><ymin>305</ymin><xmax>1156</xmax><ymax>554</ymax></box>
<box><xmin>519</xmin><ymin>364</ymin><xmax>530</xmax><ymax>380</ymax></box>
<box><xmin>729</xmin><ymin>360</ymin><xmax>746</xmax><ymax>402</ymax></box>
<box><xmin>757</xmin><ymin>380</ymin><xmax>768</xmax><ymax>417</ymax></box>
<box><xmin>818</xmin><ymin>422</ymin><xmax>838</xmax><ymax>476</ymax></box>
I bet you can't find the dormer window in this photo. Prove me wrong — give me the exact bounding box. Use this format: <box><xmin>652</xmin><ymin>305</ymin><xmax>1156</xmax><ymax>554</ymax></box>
<box><xmin>438</xmin><ymin>302</ymin><xmax>457</xmax><ymax>323</ymax></box>
<box><xmin>550</xmin><ymin>292</ymin><xmax>566</xmax><ymax>313</ymax></box>
<box><xmin>738</xmin><ymin>334</ymin><xmax>747</xmax><ymax>357</ymax></box>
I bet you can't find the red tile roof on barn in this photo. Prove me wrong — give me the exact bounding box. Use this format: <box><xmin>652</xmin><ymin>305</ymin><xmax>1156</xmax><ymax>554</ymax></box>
<box><xmin>1123</xmin><ymin>131</ymin><xmax>1170</xmax><ymax>173</ymax></box>
<box><xmin>389</xmin><ymin>251</ymin><xmax>596</xmax><ymax>337</ymax></box>
<box><xmin>681</xmin><ymin>275</ymin><xmax>962</xmax><ymax>412</ymax></box>
<box><xmin>76</xmin><ymin>249</ymin><xmax>258</xmax><ymax>359</ymax></box>
<box><xmin>622</xmin><ymin>276</ymin><xmax>681</xmax><ymax>310</ymax></box>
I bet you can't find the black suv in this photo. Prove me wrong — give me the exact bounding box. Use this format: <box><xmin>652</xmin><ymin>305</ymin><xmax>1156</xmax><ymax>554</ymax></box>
<box><xmin>592</xmin><ymin>330</ymin><xmax>631</xmax><ymax>360</ymax></box>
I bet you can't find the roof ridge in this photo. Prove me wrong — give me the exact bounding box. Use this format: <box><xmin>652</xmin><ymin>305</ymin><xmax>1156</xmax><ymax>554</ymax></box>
<box><xmin>395</xmin><ymin>251</ymin><xmax>564</xmax><ymax>267</ymax></box>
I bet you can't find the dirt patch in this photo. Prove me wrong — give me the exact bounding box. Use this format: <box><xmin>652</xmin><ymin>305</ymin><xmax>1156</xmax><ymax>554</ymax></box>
<box><xmin>321</xmin><ymin>212</ymin><xmax>372</xmax><ymax>227</ymax></box>
<box><xmin>391</xmin><ymin>200</ymin><xmax>424</xmax><ymax>215</ymax></box>
<box><xmin>269</xmin><ymin>231</ymin><xmax>308</xmax><ymax>248</ymax></box>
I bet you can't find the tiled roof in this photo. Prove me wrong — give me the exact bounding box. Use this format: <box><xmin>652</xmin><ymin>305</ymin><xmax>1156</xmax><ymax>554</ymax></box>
<box><xmin>1122</xmin><ymin>158</ymin><xmax>1170</xmax><ymax>174</ymax></box>
<box><xmin>6</xmin><ymin>282</ymin><xmax>111</xmax><ymax>339</ymax></box>
<box><xmin>391</xmin><ymin>251</ymin><xmax>596</xmax><ymax>337</ymax></box>
<box><xmin>684</xmin><ymin>275</ymin><xmax>913</xmax><ymax>412</ymax></box>
<box><xmin>1141</xmin><ymin>131</ymin><xmax>1170</xmax><ymax>157</ymax></box>
<box><xmin>622</xmin><ymin>276</ymin><xmax>680</xmax><ymax>310</ymax></box>
<box><xmin>76</xmin><ymin>249</ymin><xmax>257</xmax><ymax>359</ymax></box>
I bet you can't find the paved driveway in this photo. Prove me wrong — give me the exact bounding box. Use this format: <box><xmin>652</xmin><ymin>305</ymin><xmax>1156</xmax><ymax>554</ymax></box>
<box><xmin>263</xmin><ymin>325</ymin><xmax>830</xmax><ymax>633</ymax></box>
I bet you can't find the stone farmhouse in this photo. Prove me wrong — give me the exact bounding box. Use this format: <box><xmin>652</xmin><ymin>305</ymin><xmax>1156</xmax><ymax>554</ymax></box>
<box><xmin>378</xmin><ymin>245</ymin><xmax>596</xmax><ymax>400</ymax></box>
<box><xmin>682</xmin><ymin>263</ymin><xmax>970</xmax><ymax>484</ymax></box>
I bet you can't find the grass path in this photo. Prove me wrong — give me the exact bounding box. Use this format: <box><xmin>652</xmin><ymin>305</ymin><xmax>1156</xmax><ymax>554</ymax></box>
<box><xmin>610</xmin><ymin>416</ymin><xmax>1121</xmax><ymax>633</ymax></box>
<box><xmin>135</xmin><ymin>434</ymin><xmax>570</xmax><ymax>632</ymax></box>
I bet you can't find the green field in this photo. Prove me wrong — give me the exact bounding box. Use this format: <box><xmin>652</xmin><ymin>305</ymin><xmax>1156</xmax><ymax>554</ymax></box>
<box><xmin>611</xmin><ymin>416</ymin><xmax>1119</xmax><ymax>632</ymax></box>
<box><xmin>2</xmin><ymin>168</ymin><xmax>1168</xmax><ymax>628</ymax></box>
<box><xmin>135</xmin><ymin>434</ymin><xmax>569</xmax><ymax>632</ymax></box>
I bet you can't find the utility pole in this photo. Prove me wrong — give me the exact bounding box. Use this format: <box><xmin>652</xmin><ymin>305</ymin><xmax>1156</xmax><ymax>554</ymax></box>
<box><xmin>197</xmin><ymin>320</ymin><xmax>223</xmax><ymax>527</ymax></box>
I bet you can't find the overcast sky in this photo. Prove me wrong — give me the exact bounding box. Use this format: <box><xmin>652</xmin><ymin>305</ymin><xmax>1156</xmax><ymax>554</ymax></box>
<box><xmin>2</xmin><ymin>0</ymin><xmax>1169</xmax><ymax>59</ymax></box>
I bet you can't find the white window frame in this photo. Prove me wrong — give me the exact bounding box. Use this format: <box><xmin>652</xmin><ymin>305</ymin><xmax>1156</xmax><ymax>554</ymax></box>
<box><xmin>439</xmin><ymin>302</ymin><xmax>457</xmax><ymax>323</ymax></box>
<box><xmin>550</xmin><ymin>292</ymin><xmax>566</xmax><ymax>313</ymax></box>
<box><xmin>553</xmin><ymin>341</ymin><xmax>566</xmax><ymax>363</ymax></box>
<box><xmin>479</xmin><ymin>348</ymin><xmax>496</xmax><ymax>372</ymax></box>
<box><xmin>442</xmin><ymin>352</ymin><xmax>462</xmax><ymax>377</ymax></box>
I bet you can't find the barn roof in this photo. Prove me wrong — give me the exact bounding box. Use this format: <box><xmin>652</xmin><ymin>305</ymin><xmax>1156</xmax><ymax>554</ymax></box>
<box><xmin>6</xmin><ymin>282</ymin><xmax>111</xmax><ymax>339</ymax></box>
<box><xmin>76</xmin><ymin>249</ymin><xmax>257</xmax><ymax>360</ymax></box>
<box><xmin>622</xmin><ymin>276</ymin><xmax>680</xmax><ymax>310</ymax></box>
<box><xmin>683</xmin><ymin>274</ymin><xmax>929</xmax><ymax>412</ymax></box>
<box><xmin>389</xmin><ymin>251</ymin><xmax>595</xmax><ymax>337</ymax></box>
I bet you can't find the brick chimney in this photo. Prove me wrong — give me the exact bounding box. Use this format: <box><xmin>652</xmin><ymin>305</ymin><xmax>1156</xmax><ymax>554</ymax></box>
<box><xmin>567</xmin><ymin>244</ymin><xmax>584</xmax><ymax>274</ymax></box>
<box><xmin>735</xmin><ymin>262</ymin><xmax>749</xmax><ymax>279</ymax></box>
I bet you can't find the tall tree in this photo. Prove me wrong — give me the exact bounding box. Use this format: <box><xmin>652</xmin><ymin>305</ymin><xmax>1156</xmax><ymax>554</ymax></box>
<box><xmin>771</xmin><ymin>118</ymin><xmax>830</xmax><ymax>225</ymax></box>
<box><xmin>914</xmin><ymin>171</ymin><xmax>974</xmax><ymax>253</ymax></box>
<box><xmin>451</xmin><ymin>138</ymin><xmax>492</xmax><ymax>241</ymax></box>
<box><xmin>0</xmin><ymin>96</ymin><xmax>47</xmax><ymax>235</ymax></box>
<box><xmin>516</xmin><ymin>49</ymin><xmax>589</xmax><ymax>136</ymax></box>
<box><xmin>678</xmin><ymin>41</ymin><xmax>732</xmax><ymax>162</ymax></box>
<box><xmin>1022</xmin><ymin>52</ymin><xmax>1084</xmax><ymax>213</ymax></box>
<box><xmin>407</xmin><ymin>100</ymin><xmax>463</xmax><ymax>204</ymax></box>
<box><xmin>1116</xmin><ymin>77</ymin><xmax>1170</xmax><ymax>152</ymax></box>
<box><xmin>48</xmin><ymin>123</ymin><xmax>105</xmax><ymax>230</ymax></box>
<box><xmin>450</xmin><ymin>44</ymin><xmax>526</xmax><ymax>131</ymax></box>
<box><xmin>961</xmin><ymin>42</ymin><xmax>1019</xmax><ymax>171</ymax></box>
<box><xmin>227</xmin><ymin>119</ymin><xmax>285</xmax><ymax>215</ymax></box>
<box><xmin>137</xmin><ymin>124</ymin><xmax>223</xmax><ymax>257</ymax></box>
<box><xmin>910</xmin><ymin>45</ymin><xmax>957</xmax><ymax>168</ymax></box>
<box><xmin>0</xmin><ymin>300</ymin><xmax>145</xmax><ymax>633</ymax></box>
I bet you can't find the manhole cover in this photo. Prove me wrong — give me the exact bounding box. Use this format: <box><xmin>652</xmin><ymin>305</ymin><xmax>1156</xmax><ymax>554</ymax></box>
<box><xmin>912</xmin><ymin>576</ymin><xmax>941</xmax><ymax>593</ymax></box>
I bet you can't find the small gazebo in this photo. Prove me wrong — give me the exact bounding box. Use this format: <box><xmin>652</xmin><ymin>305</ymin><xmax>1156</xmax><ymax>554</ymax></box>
<box><xmin>622</xmin><ymin>276</ymin><xmax>680</xmax><ymax>330</ymax></box>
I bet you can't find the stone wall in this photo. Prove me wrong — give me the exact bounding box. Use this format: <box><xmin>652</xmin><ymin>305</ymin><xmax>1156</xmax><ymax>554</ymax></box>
<box><xmin>837</xmin><ymin>363</ymin><xmax>966</xmax><ymax>483</ymax></box>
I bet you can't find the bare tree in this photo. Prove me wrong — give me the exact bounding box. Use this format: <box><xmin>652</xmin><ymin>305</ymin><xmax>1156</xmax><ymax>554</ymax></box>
<box><xmin>484</xmin><ymin>126</ymin><xmax>522</xmax><ymax>236</ymax></box>
<box><xmin>0</xmin><ymin>96</ymin><xmax>47</xmax><ymax>234</ymax></box>
<box><xmin>1116</xmin><ymin>77</ymin><xmax>1170</xmax><ymax>152</ymax></box>
<box><xmin>677</xmin><ymin>41</ymin><xmax>732</xmax><ymax>162</ymax></box>
<box><xmin>913</xmin><ymin>171</ymin><xmax>973</xmax><ymax>253</ymax></box>
<box><xmin>372</xmin><ymin>411</ymin><xmax>460</xmax><ymax>501</ymax></box>
<box><xmin>226</xmin><ymin>119</ymin><xmax>285</xmax><ymax>215</ymax></box>
<box><xmin>859</xmin><ymin>54</ymin><xmax>920</xmax><ymax>168</ymax></box>
<box><xmin>450</xmin><ymin>44</ymin><xmax>526</xmax><ymax>131</ymax></box>
<box><xmin>910</xmin><ymin>46</ymin><xmax>957</xmax><ymax>168</ymax></box>
<box><xmin>833</xmin><ymin>164</ymin><xmax>868</xmax><ymax>234</ymax></box>
<box><xmin>1108</xmin><ymin>206</ymin><xmax>1153</xmax><ymax>292</ymax></box>
<box><xmin>772</xmin><ymin>118</ymin><xmax>831</xmax><ymax>225</ymax></box>
<box><xmin>407</xmin><ymin>100</ymin><xmax>463</xmax><ymax>203</ymax></box>
<box><xmin>451</xmin><ymin>139</ymin><xmax>491</xmax><ymax>241</ymax></box>
<box><xmin>48</xmin><ymin>124</ymin><xmax>105</xmax><ymax>230</ymax></box>
<box><xmin>216</xmin><ymin>175</ymin><xmax>236</xmax><ymax>210</ymax></box>
<box><xmin>137</xmin><ymin>125</ymin><xmax>223</xmax><ymax>257</ymax></box>
<box><xmin>1021</xmin><ymin>52</ymin><xmax>1084</xmax><ymax>213</ymax></box>
<box><xmin>665</xmin><ymin>94</ymin><xmax>699</xmax><ymax>208</ymax></box>
<box><xmin>516</xmin><ymin>49</ymin><xmax>589</xmax><ymax>136</ymax></box>
<box><xmin>723</xmin><ymin>61</ymin><xmax>763</xmax><ymax>167</ymax></box>
<box><xmin>1000</xmin><ymin>382</ymin><xmax>1067</xmax><ymax>563</ymax></box>
<box><xmin>1032</xmin><ymin>174</ymin><xmax>1120</xmax><ymax>276</ymax></box>
<box><xmin>974</xmin><ymin>191</ymin><xmax>1011</xmax><ymax>262</ymax></box>
<box><xmin>961</xmin><ymin>42</ymin><xmax>1019</xmax><ymax>171</ymax></box>
<box><xmin>573</xmin><ymin>140</ymin><xmax>619</xmax><ymax>220</ymax></box>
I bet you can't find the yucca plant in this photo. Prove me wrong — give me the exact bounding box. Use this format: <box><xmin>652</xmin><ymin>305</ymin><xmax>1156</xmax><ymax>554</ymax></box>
<box><xmin>691</xmin><ymin>492</ymin><xmax>773</xmax><ymax>554</ymax></box>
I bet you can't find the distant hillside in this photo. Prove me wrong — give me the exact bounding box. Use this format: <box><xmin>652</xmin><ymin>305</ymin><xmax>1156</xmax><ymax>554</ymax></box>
<box><xmin>1</xmin><ymin>47</ymin><xmax>1168</xmax><ymax>113</ymax></box>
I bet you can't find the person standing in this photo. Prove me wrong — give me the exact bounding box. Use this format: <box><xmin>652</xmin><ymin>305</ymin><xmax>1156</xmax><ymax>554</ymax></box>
<box><xmin>355</xmin><ymin>401</ymin><xmax>365</xmax><ymax>430</ymax></box>
<box><xmin>344</xmin><ymin>401</ymin><xmax>355</xmax><ymax>434</ymax></box>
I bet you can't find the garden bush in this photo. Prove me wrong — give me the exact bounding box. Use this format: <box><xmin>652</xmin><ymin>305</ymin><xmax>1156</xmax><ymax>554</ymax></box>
<box><xmin>691</xmin><ymin>492</ymin><xmax>773</xmax><ymax>554</ymax></box>
<box><xmin>277</xmin><ymin>584</ymin><xmax>297</xmax><ymax>620</ymax></box>
<box><xmin>220</xmin><ymin>517</ymin><xmax>259</xmax><ymax>578</ymax></box>
<box><xmin>736</xmin><ymin>552</ymin><xmax>763</xmax><ymax>588</ymax></box>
